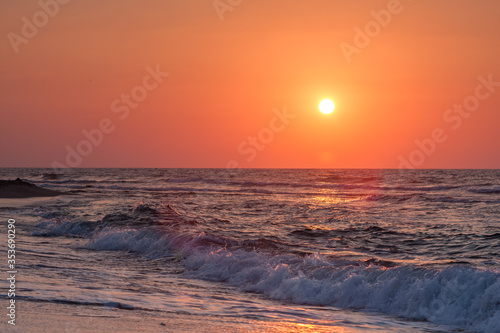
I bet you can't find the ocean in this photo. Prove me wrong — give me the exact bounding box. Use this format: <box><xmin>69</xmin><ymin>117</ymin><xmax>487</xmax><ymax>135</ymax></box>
<box><xmin>1</xmin><ymin>168</ymin><xmax>499</xmax><ymax>332</ymax></box>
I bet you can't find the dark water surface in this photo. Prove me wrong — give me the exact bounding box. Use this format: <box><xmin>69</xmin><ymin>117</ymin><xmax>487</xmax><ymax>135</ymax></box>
<box><xmin>1</xmin><ymin>168</ymin><xmax>499</xmax><ymax>332</ymax></box>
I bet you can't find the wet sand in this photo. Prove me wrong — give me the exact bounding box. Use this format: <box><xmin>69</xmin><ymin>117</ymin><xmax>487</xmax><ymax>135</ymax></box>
<box><xmin>0</xmin><ymin>300</ymin><xmax>376</xmax><ymax>333</ymax></box>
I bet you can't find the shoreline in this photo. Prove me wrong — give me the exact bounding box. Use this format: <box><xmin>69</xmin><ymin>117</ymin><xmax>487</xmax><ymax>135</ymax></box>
<box><xmin>0</xmin><ymin>179</ymin><xmax>65</xmax><ymax>198</ymax></box>
<box><xmin>0</xmin><ymin>299</ymin><xmax>413</xmax><ymax>333</ymax></box>
<box><xmin>0</xmin><ymin>300</ymin><xmax>260</xmax><ymax>333</ymax></box>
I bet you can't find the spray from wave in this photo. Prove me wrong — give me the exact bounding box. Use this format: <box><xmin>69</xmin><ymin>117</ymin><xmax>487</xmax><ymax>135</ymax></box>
<box><xmin>33</xmin><ymin>201</ymin><xmax>500</xmax><ymax>332</ymax></box>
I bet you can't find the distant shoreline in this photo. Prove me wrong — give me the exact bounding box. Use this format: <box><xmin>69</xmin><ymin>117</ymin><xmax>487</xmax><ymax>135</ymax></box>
<box><xmin>0</xmin><ymin>179</ymin><xmax>65</xmax><ymax>198</ymax></box>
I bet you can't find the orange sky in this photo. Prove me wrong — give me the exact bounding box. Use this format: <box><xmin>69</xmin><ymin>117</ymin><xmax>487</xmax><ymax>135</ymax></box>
<box><xmin>1</xmin><ymin>0</ymin><xmax>499</xmax><ymax>168</ymax></box>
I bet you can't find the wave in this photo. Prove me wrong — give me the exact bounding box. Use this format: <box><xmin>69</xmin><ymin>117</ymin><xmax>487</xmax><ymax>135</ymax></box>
<box><xmin>33</xmin><ymin>203</ymin><xmax>189</xmax><ymax>238</ymax></box>
<box><xmin>34</xmin><ymin>219</ymin><xmax>97</xmax><ymax>237</ymax></box>
<box><xmin>468</xmin><ymin>186</ymin><xmax>500</xmax><ymax>194</ymax></box>
<box><xmin>362</xmin><ymin>193</ymin><xmax>500</xmax><ymax>204</ymax></box>
<box><xmin>14</xmin><ymin>296</ymin><xmax>139</xmax><ymax>311</ymax></box>
<box><xmin>69</xmin><ymin>222</ymin><xmax>500</xmax><ymax>332</ymax></box>
<box><xmin>33</xmin><ymin>176</ymin><xmax>467</xmax><ymax>192</ymax></box>
<box><xmin>184</xmin><ymin>249</ymin><xmax>500</xmax><ymax>332</ymax></box>
<box><xmin>289</xmin><ymin>225</ymin><xmax>402</xmax><ymax>238</ymax></box>
<box><xmin>31</xmin><ymin>201</ymin><xmax>500</xmax><ymax>331</ymax></box>
<box><xmin>42</xmin><ymin>173</ymin><xmax>64</xmax><ymax>180</ymax></box>
<box><xmin>89</xmin><ymin>228</ymin><xmax>180</xmax><ymax>256</ymax></box>
<box><xmin>317</xmin><ymin>175</ymin><xmax>381</xmax><ymax>184</ymax></box>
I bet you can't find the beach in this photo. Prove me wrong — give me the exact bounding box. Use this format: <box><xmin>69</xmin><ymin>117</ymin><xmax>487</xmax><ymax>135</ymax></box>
<box><xmin>0</xmin><ymin>168</ymin><xmax>498</xmax><ymax>332</ymax></box>
<box><xmin>3</xmin><ymin>0</ymin><xmax>500</xmax><ymax>331</ymax></box>
<box><xmin>2</xmin><ymin>300</ymin><xmax>459</xmax><ymax>333</ymax></box>
<box><xmin>2</xmin><ymin>300</ymin><xmax>332</xmax><ymax>333</ymax></box>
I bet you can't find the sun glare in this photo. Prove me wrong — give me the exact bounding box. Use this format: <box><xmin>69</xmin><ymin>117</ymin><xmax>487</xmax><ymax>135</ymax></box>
<box><xmin>319</xmin><ymin>99</ymin><xmax>335</xmax><ymax>114</ymax></box>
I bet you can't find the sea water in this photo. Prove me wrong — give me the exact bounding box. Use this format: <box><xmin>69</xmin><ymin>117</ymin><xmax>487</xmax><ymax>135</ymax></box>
<box><xmin>0</xmin><ymin>168</ymin><xmax>499</xmax><ymax>332</ymax></box>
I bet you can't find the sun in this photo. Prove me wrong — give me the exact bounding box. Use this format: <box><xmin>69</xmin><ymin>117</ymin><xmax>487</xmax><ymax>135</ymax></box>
<box><xmin>319</xmin><ymin>99</ymin><xmax>335</xmax><ymax>114</ymax></box>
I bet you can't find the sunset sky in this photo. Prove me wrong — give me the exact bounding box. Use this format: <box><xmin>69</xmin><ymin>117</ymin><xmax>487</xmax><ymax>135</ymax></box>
<box><xmin>1</xmin><ymin>0</ymin><xmax>499</xmax><ymax>168</ymax></box>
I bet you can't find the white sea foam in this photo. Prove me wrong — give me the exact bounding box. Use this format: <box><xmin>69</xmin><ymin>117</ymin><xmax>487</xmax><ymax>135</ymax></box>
<box><xmin>84</xmin><ymin>225</ymin><xmax>500</xmax><ymax>332</ymax></box>
<box><xmin>34</xmin><ymin>220</ymin><xmax>94</xmax><ymax>237</ymax></box>
<box><xmin>89</xmin><ymin>227</ymin><xmax>177</xmax><ymax>257</ymax></box>
<box><xmin>184</xmin><ymin>248</ymin><xmax>500</xmax><ymax>332</ymax></box>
